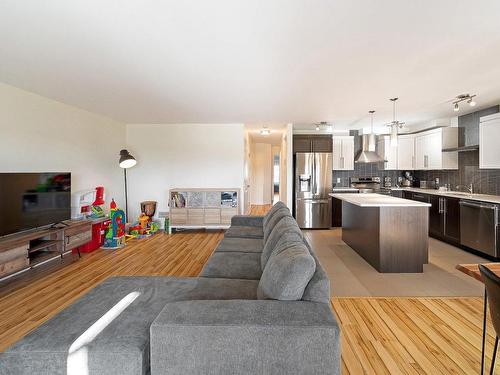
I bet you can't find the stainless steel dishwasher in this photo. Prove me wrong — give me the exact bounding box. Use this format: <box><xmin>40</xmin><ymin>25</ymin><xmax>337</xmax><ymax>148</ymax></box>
<box><xmin>459</xmin><ymin>200</ymin><xmax>499</xmax><ymax>257</ymax></box>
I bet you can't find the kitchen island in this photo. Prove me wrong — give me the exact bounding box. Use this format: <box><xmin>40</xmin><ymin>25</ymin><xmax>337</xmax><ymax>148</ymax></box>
<box><xmin>330</xmin><ymin>193</ymin><xmax>431</xmax><ymax>273</ymax></box>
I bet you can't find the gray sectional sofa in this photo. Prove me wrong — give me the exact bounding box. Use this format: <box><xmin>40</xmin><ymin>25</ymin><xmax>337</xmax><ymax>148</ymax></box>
<box><xmin>0</xmin><ymin>202</ymin><xmax>341</xmax><ymax>375</ymax></box>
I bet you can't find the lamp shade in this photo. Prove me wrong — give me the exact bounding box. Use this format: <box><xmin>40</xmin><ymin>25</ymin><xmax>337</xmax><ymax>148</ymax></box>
<box><xmin>119</xmin><ymin>149</ymin><xmax>137</xmax><ymax>169</ymax></box>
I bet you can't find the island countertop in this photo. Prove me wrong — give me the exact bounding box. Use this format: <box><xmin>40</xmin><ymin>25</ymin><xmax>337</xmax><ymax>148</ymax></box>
<box><xmin>329</xmin><ymin>193</ymin><xmax>431</xmax><ymax>207</ymax></box>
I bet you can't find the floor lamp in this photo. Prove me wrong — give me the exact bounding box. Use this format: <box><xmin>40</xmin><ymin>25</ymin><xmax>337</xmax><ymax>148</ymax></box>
<box><xmin>119</xmin><ymin>149</ymin><xmax>137</xmax><ymax>222</ymax></box>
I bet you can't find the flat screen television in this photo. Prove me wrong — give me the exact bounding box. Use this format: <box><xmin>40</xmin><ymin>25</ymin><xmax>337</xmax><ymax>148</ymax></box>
<box><xmin>0</xmin><ymin>173</ymin><xmax>71</xmax><ymax>237</ymax></box>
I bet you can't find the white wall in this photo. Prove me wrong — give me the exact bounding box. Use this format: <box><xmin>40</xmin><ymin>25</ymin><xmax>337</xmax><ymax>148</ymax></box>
<box><xmin>250</xmin><ymin>142</ymin><xmax>273</xmax><ymax>205</ymax></box>
<box><xmin>0</xmin><ymin>82</ymin><xmax>126</xmax><ymax>210</ymax></box>
<box><xmin>126</xmin><ymin>124</ymin><xmax>245</xmax><ymax>220</ymax></box>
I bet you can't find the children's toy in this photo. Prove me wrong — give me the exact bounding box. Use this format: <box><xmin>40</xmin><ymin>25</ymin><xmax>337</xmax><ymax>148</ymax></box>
<box><xmin>102</xmin><ymin>199</ymin><xmax>126</xmax><ymax>249</ymax></box>
<box><xmin>127</xmin><ymin>202</ymin><xmax>161</xmax><ymax>239</ymax></box>
<box><xmin>139</xmin><ymin>213</ymin><xmax>150</xmax><ymax>231</ymax></box>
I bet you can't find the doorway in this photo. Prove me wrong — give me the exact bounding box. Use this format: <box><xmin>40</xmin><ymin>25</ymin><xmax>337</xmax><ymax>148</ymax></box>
<box><xmin>273</xmin><ymin>153</ymin><xmax>280</xmax><ymax>204</ymax></box>
<box><xmin>244</xmin><ymin>124</ymin><xmax>288</xmax><ymax>209</ymax></box>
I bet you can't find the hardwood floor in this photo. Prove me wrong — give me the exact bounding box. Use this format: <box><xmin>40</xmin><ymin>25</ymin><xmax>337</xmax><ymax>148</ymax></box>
<box><xmin>249</xmin><ymin>204</ymin><xmax>272</xmax><ymax>216</ymax></box>
<box><xmin>0</xmin><ymin>205</ymin><xmax>496</xmax><ymax>374</ymax></box>
<box><xmin>0</xmin><ymin>230</ymin><xmax>223</xmax><ymax>351</ymax></box>
<box><xmin>335</xmin><ymin>297</ymin><xmax>496</xmax><ymax>374</ymax></box>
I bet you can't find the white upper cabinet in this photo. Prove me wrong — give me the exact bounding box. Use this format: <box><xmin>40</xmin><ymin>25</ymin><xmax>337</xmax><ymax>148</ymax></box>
<box><xmin>414</xmin><ymin>128</ymin><xmax>458</xmax><ymax>170</ymax></box>
<box><xmin>377</xmin><ymin>136</ymin><xmax>398</xmax><ymax>170</ymax></box>
<box><xmin>397</xmin><ymin>134</ymin><xmax>415</xmax><ymax>170</ymax></box>
<box><xmin>480</xmin><ymin>113</ymin><xmax>500</xmax><ymax>169</ymax></box>
<box><xmin>332</xmin><ymin>136</ymin><xmax>354</xmax><ymax>170</ymax></box>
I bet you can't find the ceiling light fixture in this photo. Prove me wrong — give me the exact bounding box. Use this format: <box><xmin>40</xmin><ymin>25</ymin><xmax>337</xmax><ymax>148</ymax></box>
<box><xmin>315</xmin><ymin>124</ymin><xmax>320</xmax><ymax>131</ymax></box>
<box><xmin>368</xmin><ymin>110</ymin><xmax>376</xmax><ymax>152</ymax></box>
<box><xmin>387</xmin><ymin>98</ymin><xmax>405</xmax><ymax>147</ymax></box>
<box><xmin>452</xmin><ymin>94</ymin><xmax>477</xmax><ymax>112</ymax></box>
<box><xmin>260</xmin><ymin>127</ymin><xmax>270</xmax><ymax>136</ymax></box>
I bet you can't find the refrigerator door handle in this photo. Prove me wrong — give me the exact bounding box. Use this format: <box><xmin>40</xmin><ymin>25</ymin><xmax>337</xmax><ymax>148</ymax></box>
<box><xmin>312</xmin><ymin>155</ymin><xmax>317</xmax><ymax>195</ymax></box>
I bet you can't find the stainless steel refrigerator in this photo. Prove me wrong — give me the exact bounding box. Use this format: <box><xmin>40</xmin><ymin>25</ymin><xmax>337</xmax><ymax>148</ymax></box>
<box><xmin>295</xmin><ymin>152</ymin><xmax>332</xmax><ymax>228</ymax></box>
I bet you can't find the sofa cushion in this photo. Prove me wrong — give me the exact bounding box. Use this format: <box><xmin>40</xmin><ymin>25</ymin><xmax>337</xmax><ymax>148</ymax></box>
<box><xmin>302</xmin><ymin>239</ymin><xmax>331</xmax><ymax>303</ymax></box>
<box><xmin>263</xmin><ymin>206</ymin><xmax>291</xmax><ymax>243</ymax></box>
<box><xmin>200</xmin><ymin>252</ymin><xmax>262</xmax><ymax>280</ymax></box>
<box><xmin>224</xmin><ymin>225</ymin><xmax>264</xmax><ymax>239</ymax></box>
<box><xmin>0</xmin><ymin>276</ymin><xmax>259</xmax><ymax>375</ymax></box>
<box><xmin>257</xmin><ymin>243</ymin><xmax>316</xmax><ymax>301</ymax></box>
<box><xmin>261</xmin><ymin>216</ymin><xmax>303</xmax><ymax>269</ymax></box>
<box><xmin>150</xmin><ymin>300</ymin><xmax>341</xmax><ymax>375</ymax></box>
<box><xmin>215</xmin><ymin>237</ymin><xmax>263</xmax><ymax>253</ymax></box>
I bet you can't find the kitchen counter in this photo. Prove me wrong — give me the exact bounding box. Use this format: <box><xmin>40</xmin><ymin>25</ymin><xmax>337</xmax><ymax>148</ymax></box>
<box><xmin>332</xmin><ymin>193</ymin><xmax>429</xmax><ymax>273</ymax></box>
<box><xmin>389</xmin><ymin>187</ymin><xmax>500</xmax><ymax>204</ymax></box>
<box><xmin>329</xmin><ymin>193</ymin><xmax>431</xmax><ymax>207</ymax></box>
<box><xmin>331</xmin><ymin>187</ymin><xmax>359</xmax><ymax>192</ymax></box>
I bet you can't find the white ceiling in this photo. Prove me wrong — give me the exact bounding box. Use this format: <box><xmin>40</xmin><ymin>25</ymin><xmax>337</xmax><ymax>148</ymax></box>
<box><xmin>1</xmin><ymin>1</ymin><xmax>500</xmax><ymax>129</ymax></box>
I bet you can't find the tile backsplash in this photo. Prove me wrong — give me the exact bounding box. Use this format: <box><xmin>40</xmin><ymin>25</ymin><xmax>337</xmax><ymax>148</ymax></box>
<box><xmin>414</xmin><ymin>152</ymin><xmax>500</xmax><ymax>195</ymax></box>
<box><xmin>333</xmin><ymin>106</ymin><xmax>500</xmax><ymax>195</ymax></box>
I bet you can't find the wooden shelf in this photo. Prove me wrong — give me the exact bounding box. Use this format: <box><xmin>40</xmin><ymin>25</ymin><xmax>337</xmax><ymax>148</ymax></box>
<box><xmin>169</xmin><ymin>188</ymin><xmax>240</xmax><ymax>228</ymax></box>
<box><xmin>29</xmin><ymin>250</ymin><xmax>61</xmax><ymax>267</ymax></box>
<box><xmin>29</xmin><ymin>240</ymin><xmax>62</xmax><ymax>253</ymax></box>
<box><xmin>0</xmin><ymin>219</ymin><xmax>93</xmax><ymax>281</ymax></box>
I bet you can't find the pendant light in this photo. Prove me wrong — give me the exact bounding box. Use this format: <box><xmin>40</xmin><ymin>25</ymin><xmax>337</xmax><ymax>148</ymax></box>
<box><xmin>368</xmin><ymin>110</ymin><xmax>376</xmax><ymax>152</ymax></box>
<box><xmin>388</xmin><ymin>98</ymin><xmax>404</xmax><ymax>147</ymax></box>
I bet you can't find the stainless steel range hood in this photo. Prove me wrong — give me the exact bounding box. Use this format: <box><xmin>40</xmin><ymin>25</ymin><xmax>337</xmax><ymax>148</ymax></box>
<box><xmin>354</xmin><ymin>134</ymin><xmax>386</xmax><ymax>163</ymax></box>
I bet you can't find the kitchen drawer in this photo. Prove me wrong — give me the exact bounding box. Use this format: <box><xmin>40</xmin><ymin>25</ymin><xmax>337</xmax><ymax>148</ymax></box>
<box><xmin>65</xmin><ymin>222</ymin><xmax>92</xmax><ymax>237</ymax></box>
<box><xmin>66</xmin><ymin>230</ymin><xmax>92</xmax><ymax>250</ymax></box>
<box><xmin>0</xmin><ymin>256</ymin><xmax>29</xmax><ymax>277</ymax></box>
<box><xmin>0</xmin><ymin>244</ymin><xmax>29</xmax><ymax>277</ymax></box>
<box><xmin>204</xmin><ymin>209</ymin><xmax>221</xmax><ymax>224</ymax></box>
<box><xmin>0</xmin><ymin>244</ymin><xmax>28</xmax><ymax>264</ymax></box>
<box><xmin>221</xmin><ymin>208</ymin><xmax>238</xmax><ymax>224</ymax></box>
<box><xmin>170</xmin><ymin>208</ymin><xmax>188</xmax><ymax>225</ymax></box>
<box><xmin>188</xmin><ymin>209</ymin><xmax>204</xmax><ymax>225</ymax></box>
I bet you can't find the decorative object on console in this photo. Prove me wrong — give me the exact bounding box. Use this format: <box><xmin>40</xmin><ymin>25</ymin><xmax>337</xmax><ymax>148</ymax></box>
<box><xmin>70</xmin><ymin>189</ymin><xmax>95</xmax><ymax>220</ymax></box>
<box><xmin>118</xmin><ymin>149</ymin><xmax>137</xmax><ymax>221</ymax></box>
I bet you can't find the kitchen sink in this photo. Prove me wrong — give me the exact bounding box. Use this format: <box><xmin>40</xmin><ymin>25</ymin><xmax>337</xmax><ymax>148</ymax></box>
<box><xmin>445</xmin><ymin>191</ymin><xmax>475</xmax><ymax>198</ymax></box>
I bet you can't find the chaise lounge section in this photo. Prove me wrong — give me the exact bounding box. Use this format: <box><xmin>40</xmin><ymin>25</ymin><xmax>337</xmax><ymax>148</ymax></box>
<box><xmin>0</xmin><ymin>202</ymin><xmax>340</xmax><ymax>375</ymax></box>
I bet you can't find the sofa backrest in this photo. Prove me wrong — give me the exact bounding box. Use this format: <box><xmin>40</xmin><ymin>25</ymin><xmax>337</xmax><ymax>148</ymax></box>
<box><xmin>257</xmin><ymin>241</ymin><xmax>316</xmax><ymax>301</ymax></box>
<box><xmin>262</xmin><ymin>201</ymin><xmax>287</xmax><ymax>228</ymax></box>
<box><xmin>263</xmin><ymin>206</ymin><xmax>291</xmax><ymax>243</ymax></box>
<box><xmin>301</xmin><ymin>239</ymin><xmax>331</xmax><ymax>304</ymax></box>
<box><xmin>261</xmin><ymin>216</ymin><xmax>303</xmax><ymax>269</ymax></box>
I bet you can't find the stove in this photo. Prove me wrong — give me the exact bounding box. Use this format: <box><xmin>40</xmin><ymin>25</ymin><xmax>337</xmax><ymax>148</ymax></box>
<box><xmin>350</xmin><ymin>177</ymin><xmax>381</xmax><ymax>193</ymax></box>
